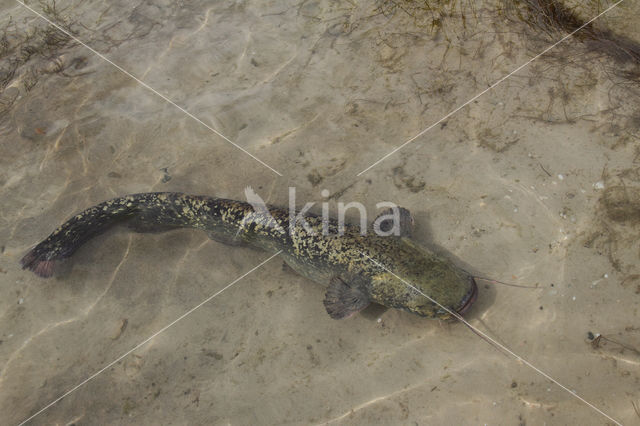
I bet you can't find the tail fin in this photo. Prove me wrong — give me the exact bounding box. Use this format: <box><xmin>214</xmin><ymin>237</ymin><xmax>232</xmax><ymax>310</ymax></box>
<box><xmin>21</xmin><ymin>192</ymin><xmax>256</xmax><ymax>277</ymax></box>
<box><xmin>21</xmin><ymin>194</ymin><xmax>149</xmax><ymax>277</ymax></box>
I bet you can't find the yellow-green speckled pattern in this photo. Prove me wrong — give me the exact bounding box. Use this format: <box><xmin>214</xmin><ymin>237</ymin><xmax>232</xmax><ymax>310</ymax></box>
<box><xmin>21</xmin><ymin>192</ymin><xmax>476</xmax><ymax>318</ymax></box>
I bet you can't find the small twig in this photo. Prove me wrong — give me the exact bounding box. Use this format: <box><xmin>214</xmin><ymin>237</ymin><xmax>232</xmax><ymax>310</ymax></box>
<box><xmin>591</xmin><ymin>334</ymin><xmax>640</xmax><ymax>356</ymax></box>
<box><xmin>539</xmin><ymin>163</ymin><xmax>552</xmax><ymax>176</ymax></box>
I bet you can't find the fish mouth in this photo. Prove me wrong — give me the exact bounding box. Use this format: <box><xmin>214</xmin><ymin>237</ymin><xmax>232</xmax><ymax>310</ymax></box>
<box><xmin>456</xmin><ymin>277</ymin><xmax>478</xmax><ymax>315</ymax></box>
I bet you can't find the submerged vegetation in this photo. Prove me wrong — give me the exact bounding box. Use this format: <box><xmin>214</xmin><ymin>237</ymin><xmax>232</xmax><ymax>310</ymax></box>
<box><xmin>380</xmin><ymin>0</ymin><xmax>640</xmax><ymax>67</ymax></box>
<box><xmin>377</xmin><ymin>0</ymin><xmax>640</xmax><ymax>140</ymax></box>
<box><xmin>0</xmin><ymin>0</ymin><xmax>75</xmax><ymax>91</ymax></box>
<box><xmin>378</xmin><ymin>0</ymin><xmax>478</xmax><ymax>36</ymax></box>
<box><xmin>0</xmin><ymin>1</ymin><xmax>79</xmax><ymax>123</ymax></box>
<box><xmin>501</xmin><ymin>0</ymin><xmax>640</xmax><ymax>65</ymax></box>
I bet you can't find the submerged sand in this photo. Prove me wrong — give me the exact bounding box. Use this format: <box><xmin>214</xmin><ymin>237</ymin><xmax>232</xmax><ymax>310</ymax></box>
<box><xmin>1</xmin><ymin>0</ymin><xmax>639</xmax><ymax>424</ymax></box>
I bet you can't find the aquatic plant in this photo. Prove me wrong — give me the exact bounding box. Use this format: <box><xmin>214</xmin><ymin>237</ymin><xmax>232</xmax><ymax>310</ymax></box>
<box><xmin>500</xmin><ymin>0</ymin><xmax>640</xmax><ymax>65</ymax></box>
<box><xmin>378</xmin><ymin>0</ymin><xmax>478</xmax><ymax>37</ymax></box>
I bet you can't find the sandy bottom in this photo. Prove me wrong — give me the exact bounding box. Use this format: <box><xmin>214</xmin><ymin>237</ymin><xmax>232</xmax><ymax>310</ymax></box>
<box><xmin>1</xmin><ymin>0</ymin><xmax>639</xmax><ymax>424</ymax></box>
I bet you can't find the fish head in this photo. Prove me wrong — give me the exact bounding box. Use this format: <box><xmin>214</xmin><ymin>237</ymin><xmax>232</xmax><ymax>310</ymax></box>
<box><xmin>369</xmin><ymin>239</ymin><xmax>478</xmax><ymax>319</ymax></box>
<box><xmin>405</xmin><ymin>273</ymin><xmax>478</xmax><ymax>319</ymax></box>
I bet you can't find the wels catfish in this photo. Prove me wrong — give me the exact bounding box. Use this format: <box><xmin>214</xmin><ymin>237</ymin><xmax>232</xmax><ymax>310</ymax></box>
<box><xmin>20</xmin><ymin>192</ymin><xmax>477</xmax><ymax>319</ymax></box>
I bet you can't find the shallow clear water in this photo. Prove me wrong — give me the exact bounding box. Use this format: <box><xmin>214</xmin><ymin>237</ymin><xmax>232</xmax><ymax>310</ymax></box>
<box><xmin>1</xmin><ymin>0</ymin><xmax>640</xmax><ymax>424</ymax></box>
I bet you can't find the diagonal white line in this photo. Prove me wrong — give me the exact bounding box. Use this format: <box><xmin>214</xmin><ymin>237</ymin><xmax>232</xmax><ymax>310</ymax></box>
<box><xmin>17</xmin><ymin>250</ymin><xmax>282</xmax><ymax>426</ymax></box>
<box><xmin>11</xmin><ymin>0</ymin><xmax>629</xmax><ymax>423</ymax></box>
<box><xmin>360</xmin><ymin>252</ymin><xmax>622</xmax><ymax>426</ymax></box>
<box><xmin>357</xmin><ymin>0</ymin><xmax>627</xmax><ymax>176</ymax></box>
<box><xmin>15</xmin><ymin>0</ymin><xmax>283</xmax><ymax>177</ymax></box>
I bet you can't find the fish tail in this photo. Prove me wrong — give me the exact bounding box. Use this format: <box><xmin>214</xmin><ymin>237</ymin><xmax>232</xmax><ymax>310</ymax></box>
<box><xmin>20</xmin><ymin>192</ymin><xmax>214</xmax><ymax>277</ymax></box>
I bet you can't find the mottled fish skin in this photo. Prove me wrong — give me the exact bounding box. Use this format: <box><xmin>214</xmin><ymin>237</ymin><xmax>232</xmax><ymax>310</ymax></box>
<box><xmin>21</xmin><ymin>192</ymin><xmax>477</xmax><ymax>319</ymax></box>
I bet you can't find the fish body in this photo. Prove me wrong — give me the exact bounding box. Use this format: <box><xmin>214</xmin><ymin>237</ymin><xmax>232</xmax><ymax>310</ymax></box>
<box><xmin>21</xmin><ymin>192</ymin><xmax>477</xmax><ymax>319</ymax></box>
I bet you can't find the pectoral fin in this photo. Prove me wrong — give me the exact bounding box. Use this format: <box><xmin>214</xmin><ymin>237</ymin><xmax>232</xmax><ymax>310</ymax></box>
<box><xmin>323</xmin><ymin>276</ymin><xmax>370</xmax><ymax>319</ymax></box>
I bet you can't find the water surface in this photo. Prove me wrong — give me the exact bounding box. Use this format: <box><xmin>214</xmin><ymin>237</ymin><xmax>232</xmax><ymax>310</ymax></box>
<box><xmin>1</xmin><ymin>0</ymin><xmax>639</xmax><ymax>424</ymax></box>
